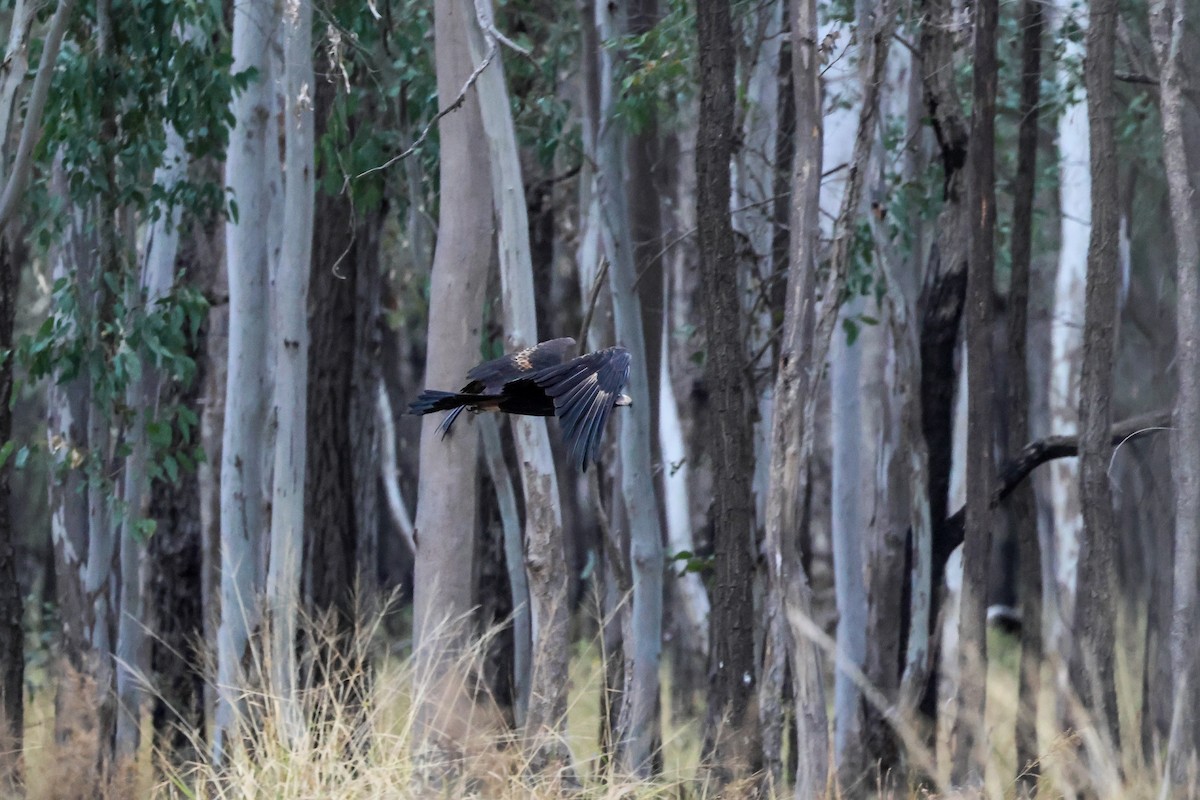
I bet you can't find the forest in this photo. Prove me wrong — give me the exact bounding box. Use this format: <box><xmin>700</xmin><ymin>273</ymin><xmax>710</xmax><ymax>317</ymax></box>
<box><xmin>0</xmin><ymin>0</ymin><xmax>1196</xmax><ymax>797</ymax></box>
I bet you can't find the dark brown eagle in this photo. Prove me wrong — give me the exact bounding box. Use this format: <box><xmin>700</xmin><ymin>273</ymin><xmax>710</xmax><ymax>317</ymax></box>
<box><xmin>409</xmin><ymin>337</ymin><xmax>632</xmax><ymax>471</ymax></box>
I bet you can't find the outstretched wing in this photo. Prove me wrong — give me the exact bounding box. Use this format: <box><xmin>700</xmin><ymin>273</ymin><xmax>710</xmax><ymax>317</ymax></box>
<box><xmin>464</xmin><ymin>337</ymin><xmax>577</xmax><ymax>393</ymax></box>
<box><xmin>534</xmin><ymin>346</ymin><xmax>631</xmax><ymax>471</ymax></box>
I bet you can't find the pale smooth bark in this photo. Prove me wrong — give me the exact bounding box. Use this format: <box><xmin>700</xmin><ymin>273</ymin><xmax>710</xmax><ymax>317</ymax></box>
<box><xmin>461</xmin><ymin>0</ymin><xmax>572</xmax><ymax>768</ymax></box>
<box><xmin>1047</xmin><ymin>0</ymin><xmax>1090</xmax><ymax>660</ymax></box>
<box><xmin>0</xmin><ymin>0</ymin><xmax>77</xmax><ymax>232</ymax></box>
<box><xmin>830</xmin><ymin>295</ymin><xmax>868</xmax><ymax>776</ymax></box>
<box><xmin>266</xmin><ymin>0</ymin><xmax>314</xmax><ymax>745</ymax></box>
<box><xmin>1153</xmin><ymin>0</ymin><xmax>1200</xmax><ymax>789</ymax></box>
<box><xmin>594</xmin><ymin>0</ymin><xmax>664</xmax><ymax>776</ymax></box>
<box><xmin>658</xmin><ymin>324</ymin><xmax>709</xmax><ymax>657</ymax></box>
<box><xmin>113</xmin><ymin>94</ymin><xmax>191</xmax><ymax>762</ymax></box>
<box><xmin>214</xmin><ymin>0</ymin><xmax>277</xmax><ymax>762</ymax></box>
<box><xmin>377</xmin><ymin>383</ymin><xmax>416</xmax><ymax>555</ymax></box>
<box><xmin>411</xmin><ymin>0</ymin><xmax>490</xmax><ymax>763</ymax></box>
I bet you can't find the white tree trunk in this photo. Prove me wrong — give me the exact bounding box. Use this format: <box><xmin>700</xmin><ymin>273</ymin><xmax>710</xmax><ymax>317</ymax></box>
<box><xmin>265</xmin><ymin>0</ymin><xmax>314</xmax><ymax>746</ymax></box>
<box><xmin>461</xmin><ymin>1</ymin><xmax>571</xmax><ymax>768</ymax></box>
<box><xmin>830</xmin><ymin>296</ymin><xmax>867</xmax><ymax>766</ymax></box>
<box><xmin>411</xmin><ymin>0</ymin><xmax>491</xmax><ymax>765</ymax></box>
<box><xmin>214</xmin><ymin>0</ymin><xmax>278</xmax><ymax>762</ymax></box>
<box><xmin>594</xmin><ymin>0</ymin><xmax>665</xmax><ymax>774</ymax></box>
<box><xmin>113</xmin><ymin>91</ymin><xmax>190</xmax><ymax>761</ymax></box>
<box><xmin>658</xmin><ymin>320</ymin><xmax>709</xmax><ymax>655</ymax></box>
<box><xmin>1047</xmin><ymin>0</ymin><xmax>1090</xmax><ymax>660</ymax></box>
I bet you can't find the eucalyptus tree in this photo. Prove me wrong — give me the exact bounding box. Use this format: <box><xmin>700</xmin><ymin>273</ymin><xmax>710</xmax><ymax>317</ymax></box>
<box><xmin>695</xmin><ymin>0</ymin><xmax>759</xmax><ymax>785</ymax></box>
<box><xmin>1007</xmin><ymin>1</ymin><xmax>1045</xmax><ymax>791</ymax></box>
<box><xmin>593</xmin><ymin>0</ymin><xmax>665</xmax><ymax>775</ymax></box>
<box><xmin>29</xmin><ymin>0</ymin><xmax>232</xmax><ymax>778</ymax></box>
<box><xmin>0</xmin><ymin>0</ymin><xmax>76</xmax><ymax>781</ymax></box>
<box><xmin>461</xmin><ymin>0</ymin><xmax>571</xmax><ymax>770</ymax></box>
<box><xmin>1152</xmin><ymin>0</ymin><xmax>1200</xmax><ymax>788</ymax></box>
<box><xmin>1072</xmin><ymin>0</ymin><xmax>1120</xmax><ymax>753</ymax></box>
<box><xmin>758</xmin><ymin>0</ymin><xmax>830</xmax><ymax>792</ymax></box>
<box><xmin>266</xmin><ymin>0</ymin><xmax>315</xmax><ymax>744</ymax></box>
<box><xmin>410</xmin><ymin>0</ymin><xmax>491</xmax><ymax>765</ymax></box>
<box><xmin>949</xmin><ymin>0</ymin><xmax>997</xmax><ymax>783</ymax></box>
<box><xmin>214</xmin><ymin>0</ymin><xmax>280</xmax><ymax>761</ymax></box>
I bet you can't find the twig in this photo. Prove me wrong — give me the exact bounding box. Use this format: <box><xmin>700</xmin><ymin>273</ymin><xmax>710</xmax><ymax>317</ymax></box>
<box><xmin>352</xmin><ymin>38</ymin><xmax>497</xmax><ymax>182</ymax></box>
<box><xmin>376</xmin><ymin>382</ymin><xmax>416</xmax><ymax>554</ymax></box>
<box><xmin>576</xmin><ymin>256</ymin><xmax>609</xmax><ymax>352</ymax></box>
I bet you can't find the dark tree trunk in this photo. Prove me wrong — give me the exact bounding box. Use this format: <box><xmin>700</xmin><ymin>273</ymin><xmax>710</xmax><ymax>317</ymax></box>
<box><xmin>1007</xmin><ymin>0</ymin><xmax>1044</xmax><ymax>792</ymax></box>
<box><xmin>696</xmin><ymin>0</ymin><xmax>761</xmax><ymax>784</ymax></box>
<box><xmin>0</xmin><ymin>236</ymin><xmax>21</xmax><ymax>788</ymax></box>
<box><xmin>148</xmin><ymin>430</ymin><xmax>206</xmax><ymax>760</ymax></box>
<box><xmin>148</xmin><ymin>228</ymin><xmax>220</xmax><ymax>761</ymax></box>
<box><xmin>304</xmin><ymin>199</ymin><xmax>384</xmax><ymax>629</ymax></box>
<box><xmin>1072</xmin><ymin>0</ymin><xmax>1120</xmax><ymax>749</ymax></box>
<box><xmin>949</xmin><ymin>0</ymin><xmax>997</xmax><ymax>784</ymax></box>
<box><xmin>915</xmin><ymin>0</ymin><xmax>970</xmax><ymax>731</ymax></box>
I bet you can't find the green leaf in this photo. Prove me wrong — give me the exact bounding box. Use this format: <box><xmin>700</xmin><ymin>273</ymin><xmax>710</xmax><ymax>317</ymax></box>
<box><xmin>842</xmin><ymin>317</ymin><xmax>860</xmax><ymax>346</ymax></box>
<box><xmin>0</xmin><ymin>441</ymin><xmax>14</xmax><ymax>470</ymax></box>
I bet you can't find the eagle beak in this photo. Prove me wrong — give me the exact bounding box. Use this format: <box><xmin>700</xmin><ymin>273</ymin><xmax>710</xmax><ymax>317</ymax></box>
<box><xmin>615</xmin><ymin>393</ymin><xmax>633</xmax><ymax>407</ymax></box>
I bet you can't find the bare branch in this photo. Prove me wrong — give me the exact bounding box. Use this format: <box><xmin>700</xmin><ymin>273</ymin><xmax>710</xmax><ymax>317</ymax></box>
<box><xmin>0</xmin><ymin>0</ymin><xmax>77</xmax><ymax>233</ymax></box>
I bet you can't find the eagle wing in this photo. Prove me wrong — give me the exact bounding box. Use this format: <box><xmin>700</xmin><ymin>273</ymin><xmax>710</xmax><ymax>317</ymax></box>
<box><xmin>431</xmin><ymin>338</ymin><xmax>576</xmax><ymax>437</ymax></box>
<box><xmin>465</xmin><ymin>337</ymin><xmax>576</xmax><ymax>392</ymax></box>
<box><xmin>533</xmin><ymin>346</ymin><xmax>631</xmax><ymax>471</ymax></box>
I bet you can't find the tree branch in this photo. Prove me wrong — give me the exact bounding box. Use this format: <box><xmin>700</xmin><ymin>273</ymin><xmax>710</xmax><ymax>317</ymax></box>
<box><xmin>943</xmin><ymin>409</ymin><xmax>1172</xmax><ymax>547</ymax></box>
<box><xmin>0</xmin><ymin>0</ymin><xmax>76</xmax><ymax>233</ymax></box>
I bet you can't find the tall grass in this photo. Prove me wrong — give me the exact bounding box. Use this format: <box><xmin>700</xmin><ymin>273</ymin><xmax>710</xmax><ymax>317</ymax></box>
<box><xmin>14</xmin><ymin>611</ymin><xmax>1197</xmax><ymax>799</ymax></box>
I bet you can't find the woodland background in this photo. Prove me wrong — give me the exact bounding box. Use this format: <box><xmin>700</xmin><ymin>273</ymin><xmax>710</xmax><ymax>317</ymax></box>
<box><xmin>0</xmin><ymin>0</ymin><xmax>1196</xmax><ymax>797</ymax></box>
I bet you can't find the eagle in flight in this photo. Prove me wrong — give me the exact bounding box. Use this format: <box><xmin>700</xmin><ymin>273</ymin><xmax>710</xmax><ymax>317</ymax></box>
<box><xmin>409</xmin><ymin>337</ymin><xmax>632</xmax><ymax>471</ymax></box>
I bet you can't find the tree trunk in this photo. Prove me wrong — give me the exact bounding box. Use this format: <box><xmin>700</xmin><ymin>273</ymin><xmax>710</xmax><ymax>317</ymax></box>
<box><xmin>1071</xmin><ymin>0</ymin><xmax>1120</xmax><ymax>754</ymax></box>
<box><xmin>213</xmin><ymin>0</ymin><xmax>278</xmax><ymax>764</ymax></box>
<box><xmin>113</xmin><ymin>68</ymin><xmax>193</xmax><ymax>763</ymax></box>
<box><xmin>948</xmin><ymin>0</ymin><xmax>997</xmax><ymax>785</ymax></box>
<box><xmin>1152</xmin><ymin>0</ymin><xmax>1200</xmax><ymax>790</ymax></box>
<box><xmin>0</xmin><ymin>237</ymin><xmax>20</xmax><ymax>789</ymax></box>
<box><xmin>695</xmin><ymin>0</ymin><xmax>760</xmax><ymax>787</ymax></box>
<box><xmin>461</xmin><ymin>0</ymin><xmax>573</xmax><ymax>772</ymax></box>
<box><xmin>1046</xmin><ymin>0</ymin><xmax>1090</xmax><ymax>680</ymax></box>
<box><xmin>593</xmin><ymin>0</ymin><xmax>665</xmax><ymax>777</ymax></box>
<box><xmin>759</xmin><ymin>0</ymin><xmax>831</xmax><ymax>795</ymax></box>
<box><xmin>265</xmin><ymin>0</ymin><xmax>314</xmax><ymax>745</ymax></box>
<box><xmin>1008</xmin><ymin>1</ymin><xmax>1044</xmax><ymax>792</ymax></box>
<box><xmin>915</xmin><ymin>0</ymin><xmax>970</xmax><ymax>736</ymax></box>
<box><xmin>411</xmin><ymin>0</ymin><xmax>491</xmax><ymax>765</ymax></box>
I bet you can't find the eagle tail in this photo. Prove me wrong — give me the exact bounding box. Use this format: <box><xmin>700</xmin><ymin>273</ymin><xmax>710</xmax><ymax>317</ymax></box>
<box><xmin>408</xmin><ymin>390</ymin><xmax>473</xmax><ymax>439</ymax></box>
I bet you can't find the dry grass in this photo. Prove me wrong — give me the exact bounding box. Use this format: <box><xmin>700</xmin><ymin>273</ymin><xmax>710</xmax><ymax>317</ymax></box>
<box><xmin>11</xmin><ymin>615</ymin><xmax>1198</xmax><ymax>799</ymax></box>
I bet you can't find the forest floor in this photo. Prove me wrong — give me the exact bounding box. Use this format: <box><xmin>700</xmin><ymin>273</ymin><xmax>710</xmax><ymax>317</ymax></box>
<box><xmin>13</xmin><ymin>624</ymin><xmax>1160</xmax><ymax>799</ymax></box>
